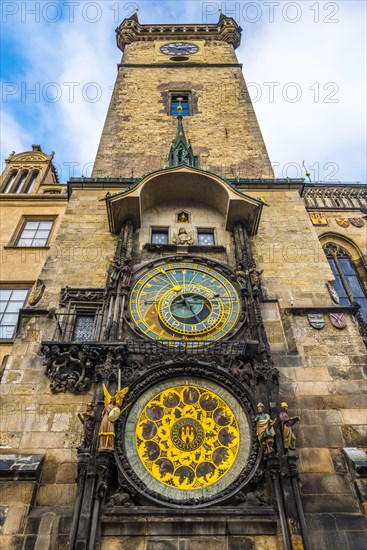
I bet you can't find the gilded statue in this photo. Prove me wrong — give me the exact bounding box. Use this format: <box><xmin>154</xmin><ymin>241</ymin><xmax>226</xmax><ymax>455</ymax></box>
<box><xmin>254</xmin><ymin>402</ymin><xmax>276</xmax><ymax>454</ymax></box>
<box><xmin>98</xmin><ymin>384</ymin><xmax>129</xmax><ymax>451</ymax></box>
<box><xmin>178</xmin><ymin>212</ymin><xmax>189</xmax><ymax>223</ymax></box>
<box><xmin>279</xmin><ymin>402</ymin><xmax>300</xmax><ymax>452</ymax></box>
<box><xmin>235</xmin><ymin>265</ymin><xmax>248</xmax><ymax>291</ymax></box>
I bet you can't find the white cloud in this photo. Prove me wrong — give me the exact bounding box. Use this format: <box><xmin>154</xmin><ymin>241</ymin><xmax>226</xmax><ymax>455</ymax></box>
<box><xmin>238</xmin><ymin>0</ymin><xmax>366</xmax><ymax>181</ymax></box>
<box><xmin>0</xmin><ymin>110</ymin><xmax>32</xmax><ymax>168</ymax></box>
<box><xmin>1</xmin><ymin>0</ymin><xmax>366</xmax><ymax>182</ymax></box>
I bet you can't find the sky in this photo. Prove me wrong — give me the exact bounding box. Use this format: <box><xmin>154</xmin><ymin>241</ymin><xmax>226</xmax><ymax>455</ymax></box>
<box><xmin>1</xmin><ymin>0</ymin><xmax>366</xmax><ymax>183</ymax></box>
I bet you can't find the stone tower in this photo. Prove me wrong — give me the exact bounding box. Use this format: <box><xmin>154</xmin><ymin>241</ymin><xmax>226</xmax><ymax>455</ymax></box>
<box><xmin>0</xmin><ymin>13</ymin><xmax>366</xmax><ymax>550</ymax></box>
<box><xmin>93</xmin><ymin>14</ymin><xmax>274</xmax><ymax>180</ymax></box>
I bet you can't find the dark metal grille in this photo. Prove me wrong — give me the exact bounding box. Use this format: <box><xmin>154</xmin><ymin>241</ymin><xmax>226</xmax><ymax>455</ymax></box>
<box><xmin>72</xmin><ymin>315</ymin><xmax>95</xmax><ymax>341</ymax></box>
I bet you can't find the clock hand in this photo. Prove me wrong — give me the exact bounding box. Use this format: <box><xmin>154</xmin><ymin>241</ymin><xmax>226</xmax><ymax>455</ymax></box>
<box><xmin>181</xmin><ymin>296</ymin><xmax>202</xmax><ymax>323</ymax></box>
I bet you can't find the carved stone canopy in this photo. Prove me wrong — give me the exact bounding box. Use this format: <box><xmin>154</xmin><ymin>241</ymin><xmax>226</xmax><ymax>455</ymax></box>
<box><xmin>105</xmin><ymin>166</ymin><xmax>263</xmax><ymax>236</ymax></box>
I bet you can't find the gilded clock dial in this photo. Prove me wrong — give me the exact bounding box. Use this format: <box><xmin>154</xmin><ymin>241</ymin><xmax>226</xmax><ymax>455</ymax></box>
<box><xmin>136</xmin><ymin>384</ymin><xmax>240</xmax><ymax>490</ymax></box>
<box><xmin>123</xmin><ymin>377</ymin><xmax>252</xmax><ymax>502</ymax></box>
<box><xmin>159</xmin><ymin>42</ymin><xmax>199</xmax><ymax>56</ymax></box>
<box><xmin>129</xmin><ymin>262</ymin><xmax>240</xmax><ymax>342</ymax></box>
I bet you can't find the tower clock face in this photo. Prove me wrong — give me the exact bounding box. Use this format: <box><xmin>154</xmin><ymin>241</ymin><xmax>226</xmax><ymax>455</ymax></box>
<box><xmin>129</xmin><ymin>261</ymin><xmax>240</xmax><ymax>342</ymax></box>
<box><xmin>160</xmin><ymin>42</ymin><xmax>199</xmax><ymax>56</ymax></box>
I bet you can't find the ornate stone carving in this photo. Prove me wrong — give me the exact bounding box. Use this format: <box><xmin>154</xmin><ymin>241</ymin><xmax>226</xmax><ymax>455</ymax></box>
<box><xmin>106</xmin><ymin>483</ymin><xmax>137</xmax><ymax>507</ymax></box>
<box><xmin>42</xmin><ymin>344</ymin><xmax>103</xmax><ymax>393</ymax></box>
<box><xmin>253</xmin><ymin>360</ymin><xmax>279</xmax><ymax>383</ymax></box>
<box><xmin>60</xmin><ymin>287</ymin><xmax>105</xmax><ymax>306</ymax></box>
<box><xmin>232</xmin><ymin>489</ymin><xmax>269</xmax><ymax>507</ymax></box>
<box><xmin>286</xmin><ymin>451</ymin><xmax>299</xmax><ymax>479</ymax></box>
<box><xmin>303</xmin><ymin>184</ymin><xmax>367</xmax><ymax>209</ymax></box>
<box><xmin>172</xmin><ymin>227</ymin><xmax>194</xmax><ymax>245</ymax></box>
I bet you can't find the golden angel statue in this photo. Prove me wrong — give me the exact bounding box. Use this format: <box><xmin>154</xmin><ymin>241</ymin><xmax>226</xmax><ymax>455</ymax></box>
<box><xmin>98</xmin><ymin>384</ymin><xmax>129</xmax><ymax>451</ymax></box>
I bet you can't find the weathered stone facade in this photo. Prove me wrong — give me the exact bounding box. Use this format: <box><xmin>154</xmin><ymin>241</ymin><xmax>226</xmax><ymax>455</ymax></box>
<box><xmin>1</xmin><ymin>13</ymin><xmax>366</xmax><ymax>550</ymax></box>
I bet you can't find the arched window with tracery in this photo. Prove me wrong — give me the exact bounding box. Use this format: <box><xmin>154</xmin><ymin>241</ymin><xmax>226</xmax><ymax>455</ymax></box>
<box><xmin>324</xmin><ymin>243</ymin><xmax>367</xmax><ymax>321</ymax></box>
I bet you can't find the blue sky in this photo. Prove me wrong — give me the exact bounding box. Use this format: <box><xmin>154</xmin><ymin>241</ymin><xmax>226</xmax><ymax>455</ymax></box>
<box><xmin>1</xmin><ymin>0</ymin><xmax>366</xmax><ymax>182</ymax></box>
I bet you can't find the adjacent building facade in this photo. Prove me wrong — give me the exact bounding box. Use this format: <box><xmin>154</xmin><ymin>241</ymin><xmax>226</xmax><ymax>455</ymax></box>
<box><xmin>0</xmin><ymin>14</ymin><xmax>366</xmax><ymax>550</ymax></box>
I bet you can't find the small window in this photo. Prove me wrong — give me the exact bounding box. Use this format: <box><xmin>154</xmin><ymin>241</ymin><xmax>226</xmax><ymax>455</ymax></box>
<box><xmin>171</xmin><ymin>94</ymin><xmax>190</xmax><ymax>116</ymax></box>
<box><xmin>151</xmin><ymin>228</ymin><xmax>169</xmax><ymax>244</ymax></box>
<box><xmin>198</xmin><ymin>229</ymin><xmax>215</xmax><ymax>246</ymax></box>
<box><xmin>17</xmin><ymin>220</ymin><xmax>53</xmax><ymax>247</ymax></box>
<box><xmin>72</xmin><ymin>314</ymin><xmax>95</xmax><ymax>341</ymax></box>
<box><xmin>2</xmin><ymin>170</ymin><xmax>18</xmax><ymax>193</ymax></box>
<box><xmin>0</xmin><ymin>288</ymin><xmax>29</xmax><ymax>339</ymax></box>
<box><xmin>24</xmin><ymin>170</ymin><xmax>39</xmax><ymax>193</ymax></box>
<box><xmin>14</xmin><ymin>170</ymin><xmax>29</xmax><ymax>193</ymax></box>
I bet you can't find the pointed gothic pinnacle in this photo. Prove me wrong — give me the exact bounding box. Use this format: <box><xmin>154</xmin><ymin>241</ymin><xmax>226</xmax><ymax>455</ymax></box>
<box><xmin>168</xmin><ymin>112</ymin><xmax>195</xmax><ymax>168</ymax></box>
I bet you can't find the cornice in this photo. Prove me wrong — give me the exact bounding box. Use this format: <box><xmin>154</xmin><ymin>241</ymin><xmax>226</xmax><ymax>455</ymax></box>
<box><xmin>0</xmin><ymin>194</ymin><xmax>67</xmax><ymax>203</ymax></box>
<box><xmin>116</xmin><ymin>15</ymin><xmax>242</xmax><ymax>51</ymax></box>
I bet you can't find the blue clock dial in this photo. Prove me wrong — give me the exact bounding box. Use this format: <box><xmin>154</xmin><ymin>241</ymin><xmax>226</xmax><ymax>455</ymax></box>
<box><xmin>129</xmin><ymin>262</ymin><xmax>240</xmax><ymax>342</ymax></box>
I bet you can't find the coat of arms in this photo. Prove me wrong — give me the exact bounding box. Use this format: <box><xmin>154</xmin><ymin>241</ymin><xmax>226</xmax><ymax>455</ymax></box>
<box><xmin>336</xmin><ymin>218</ymin><xmax>350</xmax><ymax>228</ymax></box>
<box><xmin>329</xmin><ymin>313</ymin><xmax>347</xmax><ymax>329</ymax></box>
<box><xmin>309</xmin><ymin>213</ymin><xmax>327</xmax><ymax>226</ymax></box>
<box><xmin>28</xmin><ymin>279</ymin><xmax>45</xmax><ymax>306</ymax></box>
<box><xmin>307</xmin><ymin>313</ymin><xmax>325</xmax><ymax>329</ymax></box>
<box><xmin>349</xmin><ymin>218</ymin><xmax>365</xmax><ymax>228</ymax></box>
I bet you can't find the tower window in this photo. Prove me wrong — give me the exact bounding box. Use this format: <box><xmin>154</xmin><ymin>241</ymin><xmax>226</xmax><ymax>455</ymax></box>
<box><xmin>170</xmin><ymin>94</ymin><xmax>190</xmax><ymax>116</ymax></box>
<box><xmin>16</xmin><ymin>220</ymin><xmax>54</xmax><ymax>247</ymax></box>
<box><xmin>0</xmin><ymin>288</ymin><xmax>29</xmax><ymax>339</ymax></box>
<box><xmin>198</xmin><ymin>229</ymin><xmax>215</xmax><ymax>246</ymax></box>
<box><xmin>151</xmin><ymin>228</ymin><xmax>169</xmax><ymax>244</ymax></box>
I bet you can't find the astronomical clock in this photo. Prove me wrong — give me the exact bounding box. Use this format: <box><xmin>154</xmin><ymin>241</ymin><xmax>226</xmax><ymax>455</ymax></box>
<box><xmin>129</xmin><ymin>261</ymin><xmax>240</xmax><ymax>342</ymax></box>
<box><xmin>112</xmin><ymin>256</ymin><xmax>262</xmax><ymax>507</ymax></box>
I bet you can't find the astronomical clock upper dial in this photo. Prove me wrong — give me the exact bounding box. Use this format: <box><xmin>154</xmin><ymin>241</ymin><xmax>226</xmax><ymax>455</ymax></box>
<box><xmin>159</xmin><ymin>42</ymin><xmax>199</xmax><ymax>56</ymax></box>
<box><xmin>129</xmin><ymin>262</ymin><xmax>240</xmax><ymax>342</ymax></box>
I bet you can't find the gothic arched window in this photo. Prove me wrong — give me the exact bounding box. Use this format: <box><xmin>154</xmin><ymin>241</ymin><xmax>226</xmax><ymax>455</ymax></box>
<box><xmin>324</xmin><ymin>243</ymin><xmax>367</xmax><ymax>321</ymax></box>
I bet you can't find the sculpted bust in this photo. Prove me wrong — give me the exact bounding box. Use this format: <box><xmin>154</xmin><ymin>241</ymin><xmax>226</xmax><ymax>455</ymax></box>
<box><xmin>173</xmin><ymin>227</ymin><xmax>194</xmax><ymax>245</ymax></box>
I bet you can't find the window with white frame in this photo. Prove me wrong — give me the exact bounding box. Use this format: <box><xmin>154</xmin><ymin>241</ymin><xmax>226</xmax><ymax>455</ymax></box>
<box><xmin>151</xmin><ymin>228</ymin><xmax>169</xmax><ymax>244</ymax></box>
<box><xmin>0</xmin><ymin>288</ymin><xmax>29</xmax><ymax>339</ymax></box>
<box><xmin>197</xmin><ymin>229</ymin><xmax>215</xmax><ymax>246</ymax></box>
<box><xmin>16</xmin><ymin>220</ymin><xmax>54</xmax><ymax>247</ymax></box>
